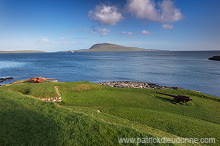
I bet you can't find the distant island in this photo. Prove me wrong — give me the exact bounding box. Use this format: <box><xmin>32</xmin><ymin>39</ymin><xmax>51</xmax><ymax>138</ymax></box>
<box><xmin>0</xmin><ymin>50</ymin><xmax>45</xmax><ymax>53</ymax></box>
<box><xmin>0</xmin><ymin>43</ymin><xmax>161</xmax><ymax>53</ymax></box>
<box><xmin>68</xmin><ymin>43</ymin><xmax>160</xmax><ymax>52</ymax></box>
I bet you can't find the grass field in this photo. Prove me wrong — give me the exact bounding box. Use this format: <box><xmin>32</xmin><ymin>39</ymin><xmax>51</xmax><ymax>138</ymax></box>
<box><xmin>0</xmin><ymin>80</ymin><xmax>219</xmax><ymax>145</ymax></box>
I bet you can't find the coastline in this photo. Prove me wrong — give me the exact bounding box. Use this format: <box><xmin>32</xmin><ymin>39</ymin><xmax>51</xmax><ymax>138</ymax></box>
<box><xmin>98</xmin><ymin>81</ymin><xmax>201</xmax><ymax>93</ymax></box>
<box><xmin>99</xmin><ymin>81</ymin><xmax>184</xmax><ymax>90</ymax></box>
<box><xmin>0</xmin><ymin>78</ymin><xmax>201</xmax><ymax>93</ymax></box>
<box><xmin>1</xmin><ymin>79</ymin><xmax>220</xmax><ymax>145</ymax></box>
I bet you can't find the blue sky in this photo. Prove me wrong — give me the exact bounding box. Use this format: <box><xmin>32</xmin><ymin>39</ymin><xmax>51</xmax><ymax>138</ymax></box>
<box><xmin>0</xmin><ymin>0</ymin><xmax>220</xmax><ymax>51</ymax></box>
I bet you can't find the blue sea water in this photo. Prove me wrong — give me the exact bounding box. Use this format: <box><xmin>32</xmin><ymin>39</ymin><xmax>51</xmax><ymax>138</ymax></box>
<box><xmin>0</xmin><ymin>51</ymin><xmax>220</xmax><ymax>97</ymax></box>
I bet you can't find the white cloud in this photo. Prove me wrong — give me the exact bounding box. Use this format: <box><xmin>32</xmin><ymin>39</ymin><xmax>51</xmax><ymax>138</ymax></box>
<box><xmin>126</xmin><ymin>0</ymin><xmax>159</xmax><ymax>21</ymax></box>
<box><xmin>162</xmin><ymin>24</ymin><xmax>174</xmax><ymax>29</ymax></box>
<box><xmin>88</xmin><ymin>4</ymin><xmax>123</xmax><ymax>26</ymax></box>
<box><xmin>39</xmin><ymin>37</ymin><xmax>52</xmax><ymax>43</ymax></box>
<box><xmin>160</xmin><ymin>0</ymin><xmax>183</xmax><ymax>22</ymax></box>
<box><xmin>141</xmin><ymin>30</ymin><xmax>151</xmax><ymax>35</ymax></box>
<box><xmin>120</xmin><ymin>31</ymin><xmax>133</xmax><ymax>36</ymax></box>
<box><xmin>126</xmin><ymin>0</ymin><xmax>183</xmax><ymax>23</ymax></box>
<box><xmin>60</xmin><ymin>37</ymin><xmax>66</xmax><ymax>41</ymax></box>
<box><xmin>91</xmin><ymin>28</ymin><xmax>110</xmax><ymax>35</ymax></box>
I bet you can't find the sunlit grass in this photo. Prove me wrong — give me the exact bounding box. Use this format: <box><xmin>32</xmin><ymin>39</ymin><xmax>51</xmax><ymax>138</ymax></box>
<box><xmin>0</xmin><ymin>89</ymin><xmax>164</xmax><ymax>146</ymax></box>
<box><xmin>1</xmin><ymin>81</ymin><xmax>219</xmax><ymax>145</ymax></box>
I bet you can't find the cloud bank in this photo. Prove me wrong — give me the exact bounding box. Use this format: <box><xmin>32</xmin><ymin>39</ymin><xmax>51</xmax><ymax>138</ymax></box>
<box><xmin>88</xmin><ymin>0</ymin><xmax>184</xmax><ymax>33</ymax></box>
<box><xmin>88</xmin><ymin>4</ymin><xmax>123</xmax><ymax>26</ymax></box>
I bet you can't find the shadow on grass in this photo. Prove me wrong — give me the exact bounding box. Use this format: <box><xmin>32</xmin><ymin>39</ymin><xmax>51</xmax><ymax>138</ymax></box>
<box><xmin>0</xmin><ymin>98</ymin><xmax>60</xmax><ymax>145</ymax></box>
<box><xmin>155</xmin><ymin>96</ymin><xmax>176</xmax><ymax>104</ymax></box>
<box><xmin>155</xmin><ymin>96</ymin><xmax>194</xmax><ymax>106</ymax></box>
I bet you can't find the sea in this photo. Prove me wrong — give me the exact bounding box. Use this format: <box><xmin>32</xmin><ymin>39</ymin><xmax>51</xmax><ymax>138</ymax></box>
<box><xmin>0</xmin><ymin>51</ymin><xmax>220</xmax><ymax>97</ymax></box>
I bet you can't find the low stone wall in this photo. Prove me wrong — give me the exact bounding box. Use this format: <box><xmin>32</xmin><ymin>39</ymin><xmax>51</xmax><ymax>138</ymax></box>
<box><xmin>99</xmin><ymin>81</ymin><xmax>184</xmax><ymax>90</ymax></box>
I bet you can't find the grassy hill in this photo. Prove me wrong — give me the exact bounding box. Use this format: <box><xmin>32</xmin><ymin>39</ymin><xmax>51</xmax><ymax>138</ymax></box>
<box><xmin>0</xmin><ymin>80</ymin><xmax>219</xmax><ymax>145</ymax></box>
<box><xmin>73</xmin><ymin>43</ymin><xmax>159</xmax><ymax>52</ymax></box>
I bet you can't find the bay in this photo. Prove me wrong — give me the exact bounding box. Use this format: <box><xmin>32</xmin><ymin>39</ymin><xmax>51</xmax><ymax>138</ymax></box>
<box><xmin>0</xmin><ymin>51</ymin><xmax>220</xmax><ymax>97</ymax></box>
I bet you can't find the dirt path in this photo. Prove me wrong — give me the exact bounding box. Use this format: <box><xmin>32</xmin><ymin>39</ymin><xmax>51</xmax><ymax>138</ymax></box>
<box><xmin>54</xmin><ymin>86</ymin><xmax>62</xmax><ymax>102</ymax></box>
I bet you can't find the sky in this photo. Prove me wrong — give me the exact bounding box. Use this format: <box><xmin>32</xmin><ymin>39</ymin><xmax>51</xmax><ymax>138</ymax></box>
<box><xmin>0</xmin><ymin>0</ymin><xmax>220</xmax><ymax>51</ymax></box>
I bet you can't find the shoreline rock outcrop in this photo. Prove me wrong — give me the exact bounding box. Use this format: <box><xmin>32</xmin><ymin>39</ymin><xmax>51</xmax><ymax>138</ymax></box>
<box><xmin>99</xmin><ymin>81</ymin><xmax>184</xmax><ymax>90</ymax></box>
<box><xmin>209</xmin><ymin>55</ymin><xmax>220</xmax><ymax>61</ymax></box>
<box><xmin>0</xmin><ymin>77</ymin><xmax>14</xmax><ymax>83</ymax></box>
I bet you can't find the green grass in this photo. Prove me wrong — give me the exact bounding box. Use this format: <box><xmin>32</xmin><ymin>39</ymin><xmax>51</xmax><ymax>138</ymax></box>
<box><xmin>1</xmin><ymin>81</ymin><xmax>220</xmax><ymax>145</ymax></box>
<box><xmin>2</xmin><ymin>82</ymin><xmax>58</xmax><ymax>98</ymax></box>
<box><xmin>0</xmin><ymin>89</ymin><xmax>167</xmax><ymax>146</ymax></box>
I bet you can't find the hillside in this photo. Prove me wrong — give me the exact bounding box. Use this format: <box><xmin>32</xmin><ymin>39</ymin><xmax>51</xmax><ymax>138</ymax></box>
<box><xmin>0</xmin><ymin>50</ymin><xmax>45</xmax><ymax>53</ymax></box>
<box><xmin>73</xmin><ymin>43</ymin><xmax>159</xmax><ymax>52</ymax></box>
<box><xmin>0</xmin><ymin>80</ymin><xmax>219</xmax><ymax>145</ymax></box>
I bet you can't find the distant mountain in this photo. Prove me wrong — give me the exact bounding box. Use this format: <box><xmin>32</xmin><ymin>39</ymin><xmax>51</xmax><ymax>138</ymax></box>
<box><xmin>0</xmin><ymin>50</ymin><xmax>45</xmax><ymax>53</ymax></box>
<box><xmin>72</xmin><ymin>43</ymin><xmax>160</xmax><ymax>52</ymax></box>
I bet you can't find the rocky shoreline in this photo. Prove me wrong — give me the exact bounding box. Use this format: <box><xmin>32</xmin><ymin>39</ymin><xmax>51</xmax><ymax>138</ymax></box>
<box><xmin>99</xmin><ymin>81</ymin><xmax>185</xmax><ymax>90</ymax></box>
<box><xmin>0</xmin><ymin>77</ymin><xmax>14</xmax><ymax>83</ymax></box>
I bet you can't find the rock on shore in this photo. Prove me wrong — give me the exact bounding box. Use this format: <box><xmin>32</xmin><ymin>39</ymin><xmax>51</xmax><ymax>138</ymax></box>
<box><xmin>209</xmin><ymin>55</ymin><xmax>220</xmax><ymax>61</ymax></box>
<box><xmin>0</xmin><ymin>77</ymin><xmax>14</xmax><ymax>83</ymax></box>
<box><xmin>99</xmin><ymin>81</ymin><xmax>184</xmax><ymax>90</ymax></box>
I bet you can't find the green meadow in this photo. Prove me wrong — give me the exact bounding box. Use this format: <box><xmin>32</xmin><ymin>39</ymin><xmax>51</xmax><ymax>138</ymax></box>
<box><xmin>0</xmin><ymin>81</ymin><xmax>219</xmax><ymax>145</ymax></box>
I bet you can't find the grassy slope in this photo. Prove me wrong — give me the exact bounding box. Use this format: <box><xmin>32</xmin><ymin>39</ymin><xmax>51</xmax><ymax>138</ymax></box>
<box><xmin>0</xmin><ymin>89</ymin><xmax>168</xmax><ymax>146</ymax></box>
<box><xmin>0</xmin><ymin>82</ymin><xmax>176</xmax><ymax>146</ymax></box>
<box><xmin>1</xmin><ymin>81</ymin><xmax>220</xmax><ymax>145</ymax></box>
<box><xmin>57</xmin><ymin>82</ymin><xmax>220</xmax><ymax>142</ymax></box>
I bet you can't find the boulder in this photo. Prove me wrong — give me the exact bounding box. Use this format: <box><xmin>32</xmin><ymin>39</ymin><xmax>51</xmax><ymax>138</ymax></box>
<box><xmin>209</xmin><ymin>55</ymin><xmax>220</xmax><ymax>61</ymax></box>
